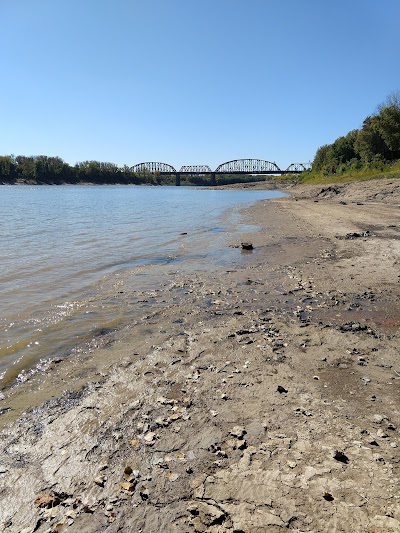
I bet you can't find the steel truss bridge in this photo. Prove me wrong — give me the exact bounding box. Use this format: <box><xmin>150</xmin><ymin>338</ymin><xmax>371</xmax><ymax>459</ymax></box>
<box><xmin>131</xmin><ymin>159</ymin><xmax>311</xmax><ymax>186</ymax></box>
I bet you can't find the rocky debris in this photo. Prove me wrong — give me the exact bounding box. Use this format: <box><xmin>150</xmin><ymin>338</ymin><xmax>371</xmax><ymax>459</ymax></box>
<box><xmin>340</xmin><ymin>230</ymin><xmax>372</xmax><ymax>239</ymax></box>
<box><xmin>240</xmin><ymin>242</ymin><xmax>253</xmax><ymax>250</ymax></box>
<box><xmin>339</xmin><ymin>321</ymin><xmax>372</xmax><ymax>333</ymax></box>
<box><xmin>317</xmin><ymin>186</ymin><xmax>343</xmax><ymax>198</ymax></box>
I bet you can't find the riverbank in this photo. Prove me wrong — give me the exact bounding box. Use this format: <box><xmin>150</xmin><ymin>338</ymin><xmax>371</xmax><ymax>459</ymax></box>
<box><xmin>1</xmin><ymin>179</ymin><xmax>400</xmax><ymax>532</ymax></box>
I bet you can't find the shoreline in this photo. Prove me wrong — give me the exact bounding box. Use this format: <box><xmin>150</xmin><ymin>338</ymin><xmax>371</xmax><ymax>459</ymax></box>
<box><xmin>0</xmin><ymin>186</ymin><xmax>282</xmax><ymax>393</ymax></box>
<box><xmin>1</xmin><ymin>180</ymin><xmax>400</xmax><ymax>532</ymax></box>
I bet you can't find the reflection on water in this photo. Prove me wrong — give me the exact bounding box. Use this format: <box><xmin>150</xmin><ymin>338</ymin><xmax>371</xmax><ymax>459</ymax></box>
<box><xmin>0</xmin><ymin>185</ymin><xmax>284</xmax><ymax>385</ymax></box>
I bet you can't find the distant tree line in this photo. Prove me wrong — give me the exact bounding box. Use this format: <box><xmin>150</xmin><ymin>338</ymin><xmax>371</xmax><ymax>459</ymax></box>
<box><xmin>0</xmin><ymin>156</ymin><xmax>270</xmax><ymax>186</ymax></box>
<box><xmin>313</xmin><ymin>91</ymin><xmax>400</xmax><ymax>175</ymax></box>
<box><xmin>0</xmin><ymin>156</ymin><xmax>169</xmax><ymax>185</ymax></box>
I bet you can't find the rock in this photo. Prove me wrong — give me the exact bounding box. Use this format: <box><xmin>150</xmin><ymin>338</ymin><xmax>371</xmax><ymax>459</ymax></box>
<box><xmin>94</xmin><ymin>475</ymin><xmax>107</xmax><ymax>487</ymax></box>
<box><xmin>124</xmin><ymin>466</ymin><xmax>133</xmax><ymax>476</ymax></box>
<box><xmin>140</xmin><ymin>487</ymin><xmax>150</xmax><ymax>500</ymax></box>
<box><xmin>188</xmin><ymin>501</ymin><xmax>226</xmax><ymax>528</ymax></box>
<box><xmin>343</xmin><ymin>231</ymin><xmax>371</xmax><ymax>239</ymax></box>
<box><xmin>277</xmin><ymin>385</ymin><xmax>288</xmax><ymax>394</ymax></box>
<box><xmin>230</xmin><ymin>426</ymin><xmax>246</xmax><ymax>439</ymax></box>
<box><xmin>323</xmin><ymin>492</ymin><xmax>334</xmax><ymax>501</ymax></box>
<box><xmin>143</xmin><ymin>431</ymin><xmax>156</xmax><ymax>444</ymax></box>
<box><xmin>333</xmin><ymin>450</ymin><xmax>349</xmax><ymax>464</ymax></box>
<box><xmin>241</xmin><ymin>242</ymin><xmax>254</xmax><ymax>250</ymax></box>
<box><xmin>34</xmin><ymin>493</ymin><xmax>61</xmax><ymax>508</ymax></box>
<box><xmin>373</xmin><ymin>414</ymin><xmax>388</xmax><ymax>424</ymax></box>
<box><xmin>377</xmin><ymin>429</ymin><xmax>389</xmax><ymax>438</ymax></box>
<box><xmin>120</xmin><ymin>481</ymin><xmax>135</xmax><ymax>492</ymax></box>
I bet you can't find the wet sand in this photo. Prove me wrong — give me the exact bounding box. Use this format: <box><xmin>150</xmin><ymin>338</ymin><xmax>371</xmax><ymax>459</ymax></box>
<box><xmin>1</xmin><ymin>178</ymin><xmax>400</xmax><ymax>533</ymax></box>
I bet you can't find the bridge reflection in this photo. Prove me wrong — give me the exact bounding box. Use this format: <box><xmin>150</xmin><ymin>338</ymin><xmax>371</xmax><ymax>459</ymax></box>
<box><xmin>131</xmin><ymin>159</ymin><xmax>311</xmax><ymax>186</ymax></box>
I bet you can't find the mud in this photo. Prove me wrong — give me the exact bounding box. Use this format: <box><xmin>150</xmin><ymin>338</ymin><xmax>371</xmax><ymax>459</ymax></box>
<box><xmin>1</xmin><ymin>178</ymin><xmax>400</xmax><ymax>532</ymax></box>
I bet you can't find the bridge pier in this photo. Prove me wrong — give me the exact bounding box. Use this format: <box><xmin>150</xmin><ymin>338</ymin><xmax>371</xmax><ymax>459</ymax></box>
<box><xmin>211</xmin><ymin>173</ymin><xmax>216</xmax><ymax>186</ymax></box>
<box><xmin>175</xmin><ymin>173</ymin><xmax>181</xmax><ymax>186</ymax></box>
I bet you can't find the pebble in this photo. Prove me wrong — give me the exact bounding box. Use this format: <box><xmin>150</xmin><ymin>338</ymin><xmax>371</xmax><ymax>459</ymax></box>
<box><xmin>377</xmin><ymin>429</ymin><xmax>389</xmax><ymax>438</ymax></box>
<box><xmin>94</xmin><ymin>475</ymin><xmax>107</xmax><ymax>487</ymax></box>
<box><xmin>120</xmin><ymin>481</ymin><xmax>135</xmax><ymax>492</ymax></box>
<box><xmin>230</xmin><ymin>426</ymin><xmax>246</xmax><ymax>439</ymax></box>
<box><xmin>373</xmin><ymin>414</ymin><xmax>388</xmax><ymax>424</ymax></box>
<box><xmin>140</xmin><ymin>487</ymin><xmax>150</xmax><ymax>499</ymax></box>
<box><xmin>333</xmin><ymin>450</ymin><xmax>349</xmax><ymax>464</ymax></box>
<box><xmin>143</xmin><ymin>432</ymin><xmax>156</xmax><ymax>444</ymax></box>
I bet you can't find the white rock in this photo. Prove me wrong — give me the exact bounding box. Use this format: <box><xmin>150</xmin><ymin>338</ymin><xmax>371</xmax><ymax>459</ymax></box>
<box><xmin>373</xmin><ymin>414</ymin><xmax>388</xmax><ymax>424</ymax></box>
<box><xmin>230</xmin><ymin>426</ymin><xmax>246</xmax><ymax>439</ymax></box>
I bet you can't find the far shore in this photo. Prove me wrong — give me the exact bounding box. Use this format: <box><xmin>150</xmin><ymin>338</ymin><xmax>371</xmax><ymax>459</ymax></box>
<box><xmin>1</xmin><ymin>177</ymin><xmax>400</xmax><ymax>533</ymax></box>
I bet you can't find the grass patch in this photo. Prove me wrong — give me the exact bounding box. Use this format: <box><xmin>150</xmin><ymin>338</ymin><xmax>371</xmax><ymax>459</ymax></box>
<box><xmin>277</xmin><ymin>161</ymin><xmax>400</xmax><ymax>185</ymax></box>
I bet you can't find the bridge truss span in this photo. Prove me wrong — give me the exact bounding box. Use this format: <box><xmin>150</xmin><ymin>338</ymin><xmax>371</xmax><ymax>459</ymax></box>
<box><xmin>179</xmin><ymin>165</ymin><xmax>212</xmax><ymax>173</ymax></box>
<box><xmin>215</xmin><ymin>159</ymin><xmax>281</xmax><ymax>174</ymax></box>
<box><xmin>285</xmin><ymin>163</ymin><xmax>311</xmax><ymax>172</ymax></box>
<box><xmin>132</xmin><ymin>162</ymin><xmax>177</xmax><ymax>173</ymax></box>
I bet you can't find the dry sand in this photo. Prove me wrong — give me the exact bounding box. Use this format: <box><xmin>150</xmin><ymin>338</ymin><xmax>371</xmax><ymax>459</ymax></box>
<box><xmin>1</xmin><ymin>178</ymin><xmax>400</xmax><ymax>533</ymax></box>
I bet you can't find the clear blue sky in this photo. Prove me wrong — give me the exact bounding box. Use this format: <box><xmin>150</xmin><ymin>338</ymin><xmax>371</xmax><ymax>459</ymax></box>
<box><xmin>1</xmin><ymin>0</ymin><xmax>399</xmax><ymax>170</ymax></box>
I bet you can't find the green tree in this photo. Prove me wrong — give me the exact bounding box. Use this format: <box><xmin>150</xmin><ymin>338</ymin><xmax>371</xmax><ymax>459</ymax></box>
<box><xmin>375</xmin><ymin>92</ymin><xmax>400</xmax><ymax>155</ymax></box>
<box><xmin>354</xmin><ymin>117</ymin><xmax>389</xmax><ymax>163</ymax></box>
<box><xmin>0</xmin><ymin>155</ymin><xmax>18</xmax><ymax>183</ymax></box>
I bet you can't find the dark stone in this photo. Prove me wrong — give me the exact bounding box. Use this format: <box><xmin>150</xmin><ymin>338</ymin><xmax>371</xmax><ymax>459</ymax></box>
<box><xmin>333</xmin><ymin>450</ymin><xmax>349</xmax><ymax>464</ymax></box>
<box><xmin>277</xmin><ymin>385</ymin><xmax>288</xmax><ymax>394</ymax></box>
<box><xmin>241</xmin><ymin>243</ymin><xmax>253</xmax><ymax>250</ymax></box>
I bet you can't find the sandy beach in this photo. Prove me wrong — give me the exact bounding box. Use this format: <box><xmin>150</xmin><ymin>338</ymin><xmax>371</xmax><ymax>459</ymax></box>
<box><xmin>1</xmin><ymin>178</ymin><xmax>400</xmax><ymax>533</ymax></box>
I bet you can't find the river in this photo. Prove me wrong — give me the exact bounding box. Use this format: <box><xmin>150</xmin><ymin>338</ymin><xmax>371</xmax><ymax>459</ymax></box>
<box><xmin>0</xmin><ymin>185</ymin><xmax>284</xmax><ymax>387</ymax></box>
